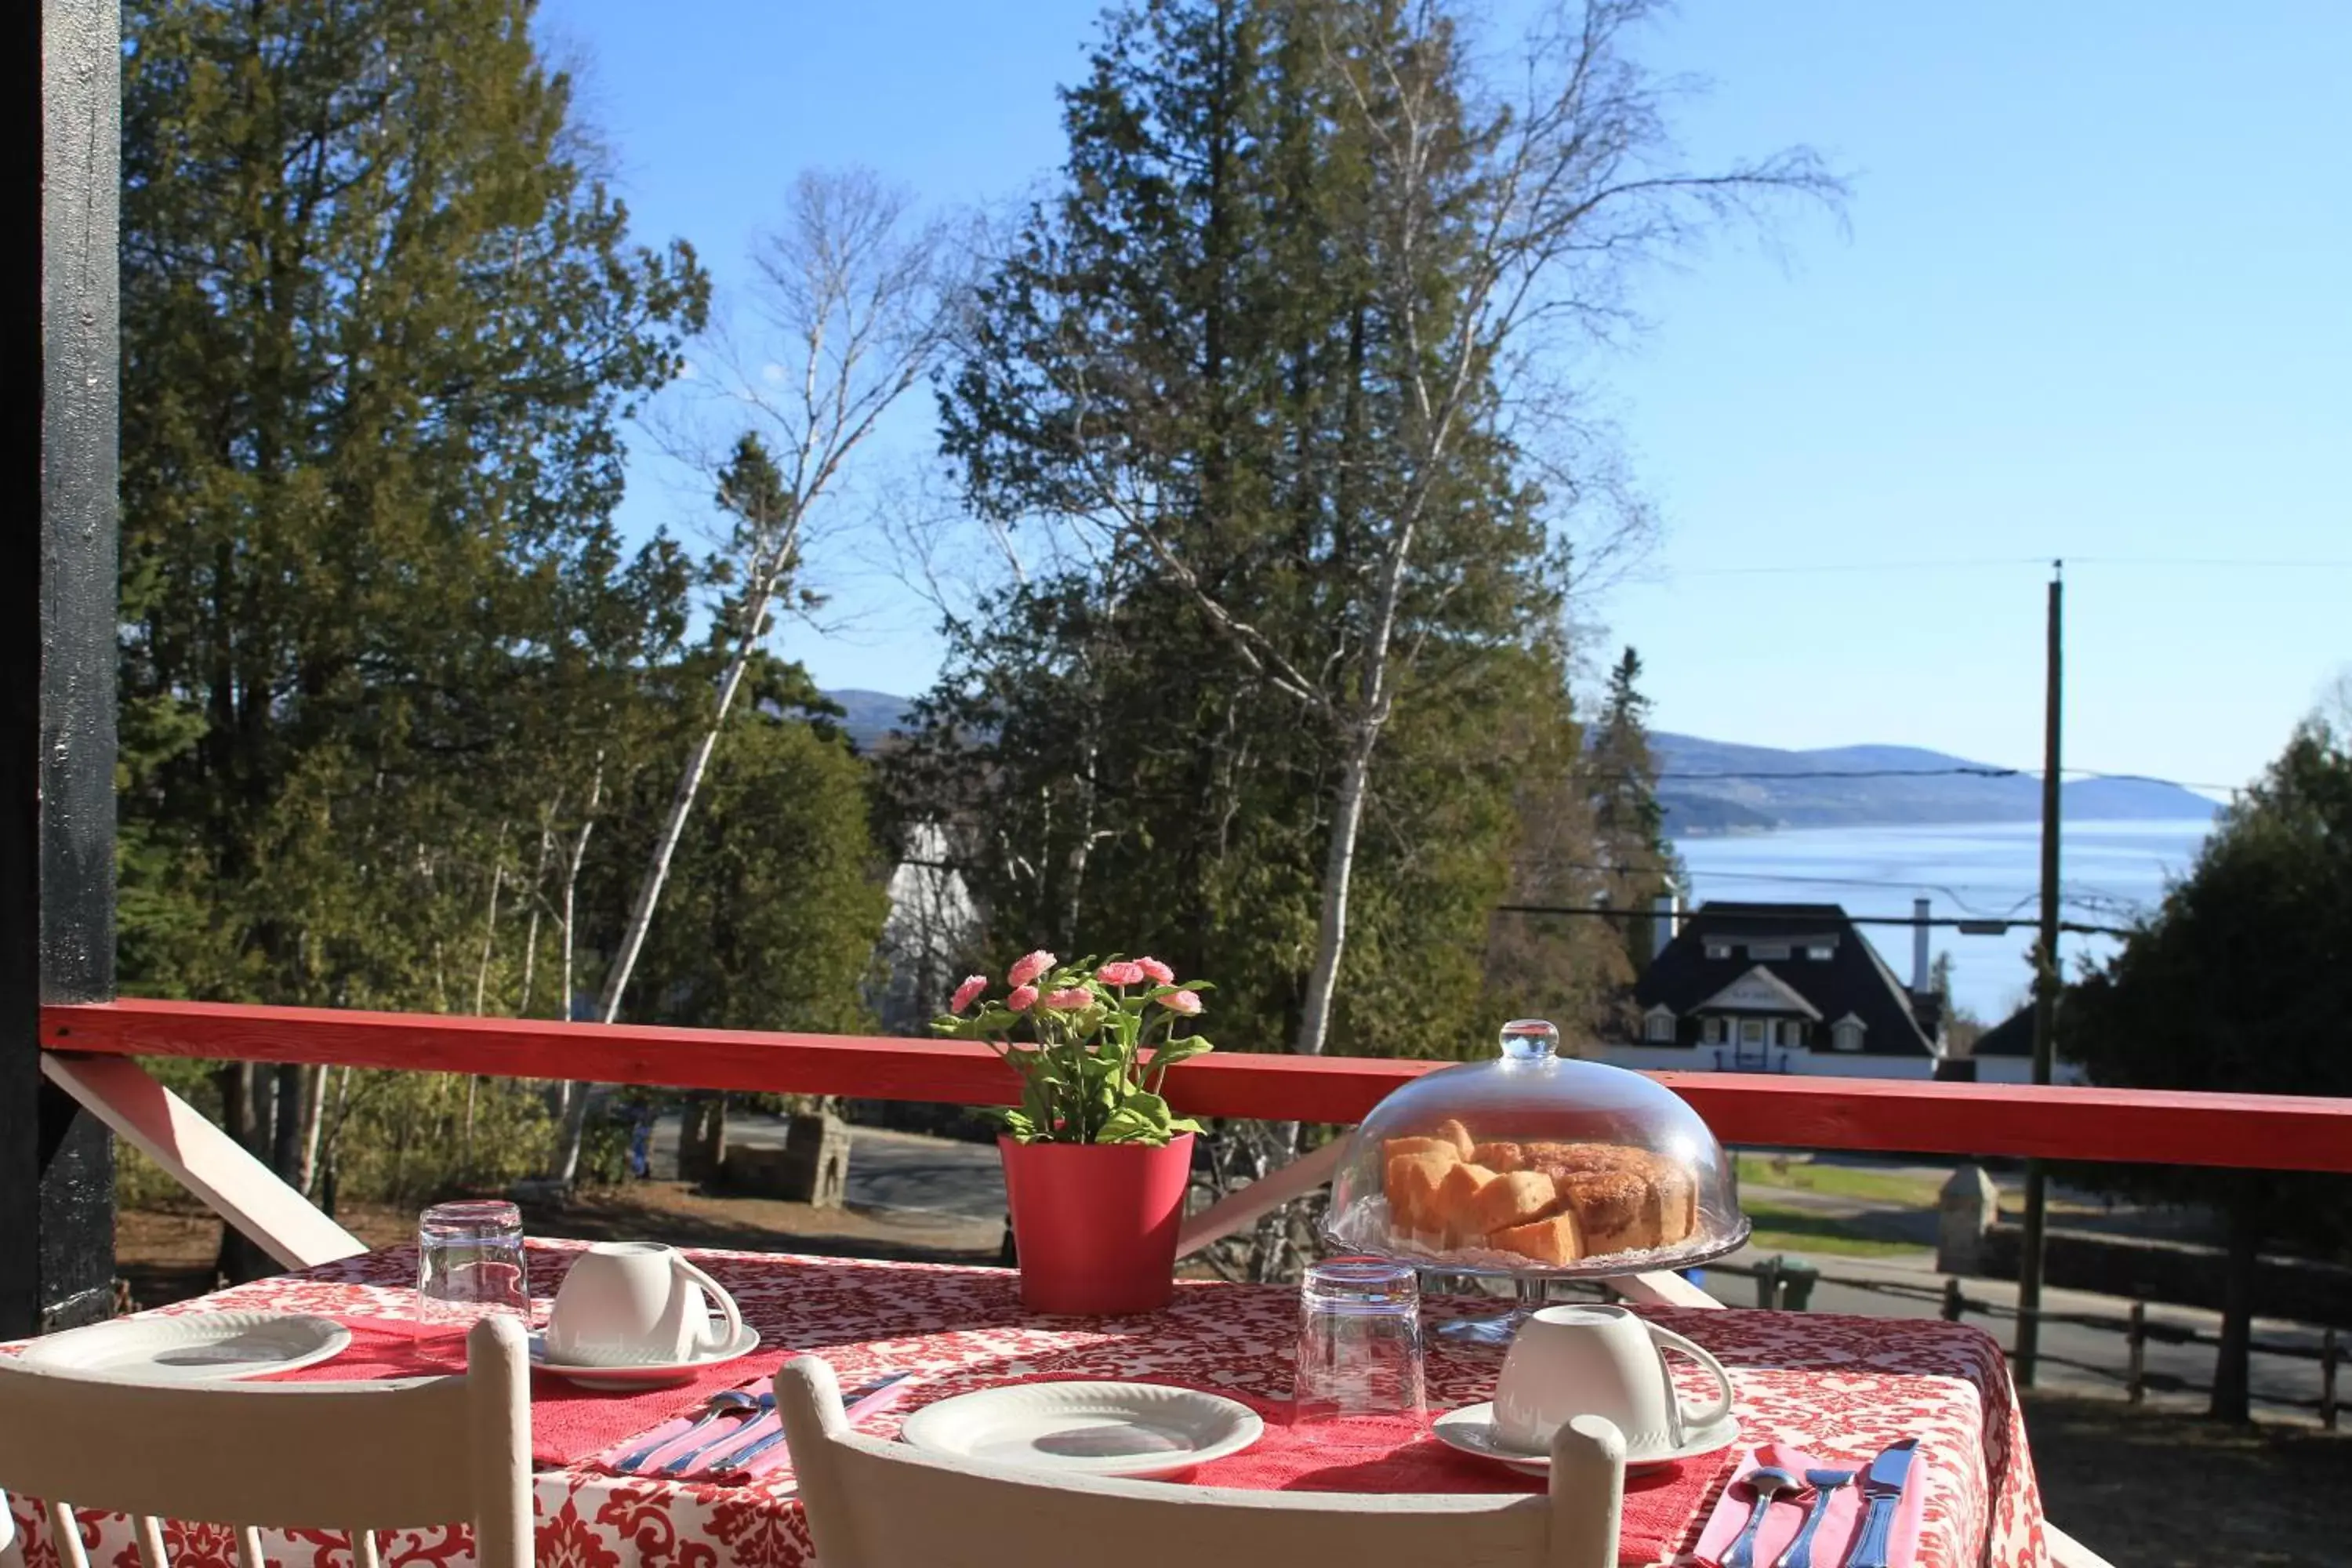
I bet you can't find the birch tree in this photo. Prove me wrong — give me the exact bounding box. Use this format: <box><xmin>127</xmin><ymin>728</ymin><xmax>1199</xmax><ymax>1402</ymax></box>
<box><xmin>550</xmin><ymin>169</ymin><xmax>957</xmax><ymax>1182</ymax></box>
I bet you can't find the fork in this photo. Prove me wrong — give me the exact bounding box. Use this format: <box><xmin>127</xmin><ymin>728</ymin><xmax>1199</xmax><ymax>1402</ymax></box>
<box><xmin>1773</xmin><ymin>1468</ymin><xmax>1858</xmax><ymax>1568</ymax></box>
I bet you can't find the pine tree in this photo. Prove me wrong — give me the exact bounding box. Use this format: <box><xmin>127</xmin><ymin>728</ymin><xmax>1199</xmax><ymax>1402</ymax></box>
<box><xmin>116</xmin><ymin>0</ymin><xmax>707</xmax><ymax>1237</ymax></box>
<box><xmin>908</xmin><ymin>0</ymin><xmax>1580</xmax><ymax>1086</ymax></box>
<box><xmin>118</xmin><ymin>0</ymin><xmax>710</xmax><ymax>1012</ymax></box>
<box><xmin>1588</xmin><ymin>646</ymin><xmax>1679</xmax><ymax>970</ymax></box>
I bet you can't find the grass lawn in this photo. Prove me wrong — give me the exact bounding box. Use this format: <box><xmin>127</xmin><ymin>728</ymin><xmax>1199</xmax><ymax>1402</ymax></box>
<box><xmin>1741</xmin><ymin>1197</ymin><xmax>1931</xmax><ymax>1258</ymax></box>
<box><xmin>1735</xmin><ymin>1152</ymin><xmax>1945</xmax><ymax>1208</ymax></box>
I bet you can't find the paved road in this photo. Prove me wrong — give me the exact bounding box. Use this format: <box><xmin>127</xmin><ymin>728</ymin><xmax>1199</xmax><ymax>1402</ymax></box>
<box><xmin>648</xmin><ymin>1112</ymin><xmax>1006</xmax><ymax>1221</ymax></box>
<box><xmin>1709</xmin><ymin>1234</ymin><xmax>2332</xmax><ymax>1425</ymax></box>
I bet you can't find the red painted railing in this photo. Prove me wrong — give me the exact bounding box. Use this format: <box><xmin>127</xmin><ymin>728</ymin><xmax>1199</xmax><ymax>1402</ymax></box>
<box><xmin>38</xmin><ymin>997</ymin><xmax>2352</xmax><ymax>1174</ymax></box>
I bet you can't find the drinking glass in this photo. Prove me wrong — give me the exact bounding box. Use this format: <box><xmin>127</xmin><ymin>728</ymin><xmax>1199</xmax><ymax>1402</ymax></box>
<box><xmin>1292</xmin><ymin>1256</ymin><xmax>1425</xmax><ymax>1423</ymax></box>
<box><xmin>416</xmin><ymin>1200</ymin><xmax>530</xmax><ymax>1335</ymax></box>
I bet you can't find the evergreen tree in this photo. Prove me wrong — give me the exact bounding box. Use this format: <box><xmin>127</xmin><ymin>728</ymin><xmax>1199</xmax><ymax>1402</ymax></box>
<box><xmin>916</xmin><ymin>0</ymin><xmax>1828</xmax><ymax>1101</ymax></box>
<box><xmin>115</xmin><ymin>0</ymin><xmax>708</xmax><ymax>1229</ymax></box>
<box><xmin>900</xmin><ymin>0</ymin><xmax>1585</xmax><ymax>1083</ymax></box>
<box><xmin>2059</xmin><ymin>720</ymin><xmax>2352</xmax><ymax>1421</ymax></box>
<box><xmin>1588</xmin><ymin>646</ymin><xmax>1679</xmax><ymax>971</ymax></box>
<box><xmin>118</xmin><ymin>0</ymin><xmax>709</xmax><ymax>1011</ymax></box>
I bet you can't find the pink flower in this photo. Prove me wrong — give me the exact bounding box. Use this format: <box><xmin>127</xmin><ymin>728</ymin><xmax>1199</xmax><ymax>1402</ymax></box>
<box><xmin>1044</xmin><ymin>986</ymin><xmax>1094</xmax><ymax>1011</ymax></box>
<box><xmin>1094</xmin><ymin>960</ymin><xmax>1146</xmax><ymax>986</ymax></box>
<box><xmin>1007</xmin><ymin>949</ymin><xmax>1058</xmax><ymax>989</ymax></box>
<box><xmin>1006</xmin><ymin>984</ymin><xmax>1040</xmax><ymax>1012</ymax></box>
<box><xmin>1136</xmin><ymin>956</ymin><xmax>1175</xmax><ymax>985</ymax></box>
<box><xmin>1157</xmin><ymin>989</ymin><xmax>1203</xmax><ymax>1015</ymax></box>
<box><xmin>949</xmin><ymin>975</ymin><xmax>989</xmax><ymax>1014</ymax></box>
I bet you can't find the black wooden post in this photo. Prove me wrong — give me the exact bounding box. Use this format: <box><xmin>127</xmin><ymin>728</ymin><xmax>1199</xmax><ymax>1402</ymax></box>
<box><xmin>2322</xmin><ymin>1328</ymin><xmax>2339</xmax><ymax>1433</ymax></box>
<box><xmin>1</xmin><ymin>0</ymin><xmax>122</xmax><ymax>1338</ymax></box>
<box><xmin>2125</xmin><ymin>1301</ymin><xmax>2147</xmax><ymax>1405</ymax></box>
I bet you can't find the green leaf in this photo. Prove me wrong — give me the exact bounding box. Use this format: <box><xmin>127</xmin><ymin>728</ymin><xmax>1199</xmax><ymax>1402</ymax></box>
<box><xmin>1149</xmin><ymin>1036</ymin><xmax>1213</xmax><ymax>1069</ymax></box>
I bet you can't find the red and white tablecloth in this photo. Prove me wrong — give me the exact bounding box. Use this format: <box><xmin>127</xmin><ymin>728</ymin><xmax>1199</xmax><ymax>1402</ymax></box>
<box><xmin>5</xmin><ymin>1240</ymin><xmax>2046</xmax><ymax>1568</ymax></box>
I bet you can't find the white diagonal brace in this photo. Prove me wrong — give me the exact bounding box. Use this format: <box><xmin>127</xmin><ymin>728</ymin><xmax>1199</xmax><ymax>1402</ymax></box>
<box><xmin>42</xmin><ymin>1052</ymin><xmax>366</xmax><ymax>1270</ymax></box>
<box><xmin>1175</xmin><ymin>1138</ymin><xmax>1348</xmax><ymax>1260</ymax></box>
<box><xmin>1602</xmin><ymin>1269</ymin><xmax>1723</xmax><ymax>1309</ymax></box>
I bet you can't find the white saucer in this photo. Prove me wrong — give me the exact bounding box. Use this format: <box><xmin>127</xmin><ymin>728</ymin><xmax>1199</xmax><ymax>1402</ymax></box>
<box><xmin>899</xmin><ymin>1381</ymin><xmax>1264</xmax><ymax>1479</ymax></box>
<box><xmin>16</xmin><ymin>1312</ymin><xmax>353</xmax><ymax>1384</ymax></box>
<box><xmin>528</xmin><ymin>1324</ymin><xmax>763</xmax><ymax>1390</ymax></box>
<box><xmin>1431</xmin><ymin>1402</ymin><xmax>1739</xmax><ymax>1475</ymax></box>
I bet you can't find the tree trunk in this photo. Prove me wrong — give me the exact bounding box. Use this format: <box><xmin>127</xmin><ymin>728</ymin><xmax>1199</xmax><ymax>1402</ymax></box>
<box><xmin>1292</xmin><ymin>728</ymin><xmax>1376</xmax><ymax>1062</ymax></box>
<box><xmin>2210</xmin><ymin>1197</ymin><xmax>2260</xmax><ymax>1423</ymax></box>
<box><xmin>214</xmin><ymin>1064</ymin><xmax>272</xmax><ymax>1283</ymax></box>
<box><xmin>554</xmin><ymin>583</ymin><xmax>777</xmax><ymax>1186</ymax></box>
<box><xmin>269</xmin><ymin>1064</ymin><xmax>303</xmax><ymax>1179</ymax></box>
<box><xmin>296</xmin><ymin>1064</ymin><xmax>326</xmax><ymax>1196</ymax></box>
<box><xmin>548</xmin><ymin>766</ymin><xmax>602</xmax><ymax>1182</ymax></box>
<box><xmin>678</xmin><ymin>1092</ymin><xmax>729</xmax><ymax>1185</ymax></box>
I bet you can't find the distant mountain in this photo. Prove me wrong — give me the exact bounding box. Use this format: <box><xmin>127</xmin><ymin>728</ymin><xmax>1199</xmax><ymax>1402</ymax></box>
<box><xmin>1650</xmin><ymin>733</ymin><xmax>2220</xmax><ymax>835</ymax></box>
<box><xmin>824</xmin><ymin>688</ymin><xmax>915</xmax><ymax>753</ymax></box>
<box><xmin>824</xmin><ymin>689</ymin><xmax>2222</xmax><ymax>831</ymax></box>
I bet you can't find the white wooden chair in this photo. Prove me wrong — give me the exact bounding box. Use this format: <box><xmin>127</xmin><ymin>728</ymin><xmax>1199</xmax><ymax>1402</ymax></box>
<box><xmin>775</xmin><ymin>1355</ymin><xmax>1626</xmax><ymax>1568</ymax></box>
<box><xmin>0</xmin><ymin>1316</ymin><xmax>532</xmax><ymax>1568</ymax></box>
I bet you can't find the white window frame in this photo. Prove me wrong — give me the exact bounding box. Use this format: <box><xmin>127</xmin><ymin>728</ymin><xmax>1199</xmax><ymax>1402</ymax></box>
<box><xmin>1704</xmin><ymin>942</ymin><xmax>1732</xmax><ymax>961</ymax></box>
<box><xmin>1806</xmin><ymin>944</ymin><xmax>1834</xmax><ymax>961</ymax></box>
<box><xmin>1831</xmin><ymin>1018</ymin><xmax>1865</xmax><ymax>1052</ymax></box>
<box><xmin>1644</xmin><ymin>1008</ymin><xmax>1676</xmax><ymax>1044</ymax></box>
<box><xmin>1702</xmin><ymin>1017</ymin><xmax>1726</xmax><ymax>1044</ymax></box>
<box><xmin>1738</xmin><ymin>1018</ymin><xmax>1766</xmax><ymax>1046</ymax></box>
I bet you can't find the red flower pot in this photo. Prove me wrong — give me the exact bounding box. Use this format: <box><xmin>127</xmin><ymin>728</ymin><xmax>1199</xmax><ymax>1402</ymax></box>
<box><xmin>998</xmin><ymin>1133</ymin><xmax>1194</xmax><ymax>1315</ymax></box>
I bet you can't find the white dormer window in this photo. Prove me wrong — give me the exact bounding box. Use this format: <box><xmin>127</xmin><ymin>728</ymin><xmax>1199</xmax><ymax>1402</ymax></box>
<box><xmin>1806</xmin><ymin>944</ymin><xmax>1834</xmax><ymax>960</ymax></box>
<box><xmin>1831</xmin><ymin>1016</ymin><xmax>1866</xmax><ymax>1052</ymax></box>
<box><xmin>1748</xmin><ymin>943</ymin><xmax>1791</xmax><ymax>961</ymax></box>
<box><xmin>1643</xmin><ymin>1007</ymin><xmax>1677</xmax><ymax>1043</ymax></box>
<box><xmin>1704</xmin><ymin>942</ymin><xmax>1732</xmax><ymax>960</ymax></box>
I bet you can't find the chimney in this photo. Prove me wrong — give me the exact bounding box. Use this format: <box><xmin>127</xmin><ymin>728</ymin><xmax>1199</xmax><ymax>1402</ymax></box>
<box><xmin>1651</xmin><ymin>892</ymin><xmax>1680</xmax><ymax>967</ymax></box>
<box><xmin>1912</xmin><ymin>896</ymin><xmax>1933</xmax><ymax>994</ymax></box>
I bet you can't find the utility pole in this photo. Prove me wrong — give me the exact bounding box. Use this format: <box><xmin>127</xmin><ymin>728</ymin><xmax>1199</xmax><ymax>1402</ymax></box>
<box><xmin>2014</xmin><ymin>562</ymin><xmax>2063</xmax><ymax>1385</ymax></box>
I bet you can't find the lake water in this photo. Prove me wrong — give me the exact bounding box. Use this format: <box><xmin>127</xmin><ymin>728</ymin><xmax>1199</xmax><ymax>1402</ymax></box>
<box><xmin>1671</xmin><ymin>819</ymin><xmax>2215</xmax><ymax>1022</ymax></box>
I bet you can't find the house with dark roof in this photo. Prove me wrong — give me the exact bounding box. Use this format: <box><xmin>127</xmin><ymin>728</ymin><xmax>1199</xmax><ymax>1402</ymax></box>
<box><xmin>1938</xmin><ymin>1004</ymin><xmax>2087</xmax><ymax>1085</ymax></box>
<box><xmin>1605</xmin><ymin>901</ymin><xmax>1947</xmax><ymax>1077</ymax></box>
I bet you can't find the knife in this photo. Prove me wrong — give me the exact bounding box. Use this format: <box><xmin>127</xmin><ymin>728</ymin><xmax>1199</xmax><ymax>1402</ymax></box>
<box><xmin>694</xmin><ymin>1370</ymin><xmax>914</xmax><ymax>1478</ymax></box>
<box><xmin>648</xmin><ymin>1393</ymin><xmax>775</xmax><ymax>1475</ymax></box>
<box><xmin>1843</xmin><ymin>1441</ymin><xmax>1918</xmax><ymax>1568</ymax></box>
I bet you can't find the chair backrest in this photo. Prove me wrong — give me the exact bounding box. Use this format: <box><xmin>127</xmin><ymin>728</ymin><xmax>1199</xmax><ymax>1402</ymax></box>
<box><xmin>775</xmin><ymin>1356</ymin><xmax>1625</xmax><ymax>1568</ymax></box>
<box><xmin>0</xmin><ymin>1316</ymin><xmax>532</xmax><ymax>1568</ymax></box>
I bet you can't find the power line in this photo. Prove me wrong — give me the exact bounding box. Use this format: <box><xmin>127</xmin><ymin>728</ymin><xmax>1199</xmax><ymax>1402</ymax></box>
<box><xmin>1657</xmin><ymin>865</ymin><xmax>2151</xmax><ymax>912</ymax></box>
<box><xmin>1662</xmin><ymin>555</ymin><xmax>2352</xmax><ymax>579</ymax></box>
<box><xmin>1492</xmin><ymin>902</ymin><xmax>2136</xmax><ymax>938</ymax></box>
<box><xmin>1579</xmin><ymin>761</ymin><xmax>2232</xmax><ymax>793</ymax></box>
<box><xmin>1667</xmin><ymin>557</ymin><xmax>2047</xmax><ymax>578</ymax></box>
<box><xmin>1652</xmin><ymin>765</ymin><xmax>2018</xmax><ymax>782</ymax></box>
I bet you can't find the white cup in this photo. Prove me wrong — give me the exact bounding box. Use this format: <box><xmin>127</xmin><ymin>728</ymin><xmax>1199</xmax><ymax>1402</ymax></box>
<box><xmin>547</xmin><ymin>1242</ymin><xmax>744</xmax><ymax>1366</ymax></box>
<box><xmin>1494</xmin><ymin>1304</ymin><xmax>1733</xmax><ymax>1458</ymax></box>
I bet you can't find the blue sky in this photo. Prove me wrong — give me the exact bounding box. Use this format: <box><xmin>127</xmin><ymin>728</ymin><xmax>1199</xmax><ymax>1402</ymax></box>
<box><xmin>542</xmin><ymin>0</ymin><xmax>2350</xmax><ymax>793</ymax></box>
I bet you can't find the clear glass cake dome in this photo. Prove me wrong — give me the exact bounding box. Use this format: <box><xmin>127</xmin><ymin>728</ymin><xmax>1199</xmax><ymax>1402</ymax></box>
<box><xmin>1323</xmin><ymin>1019</ymin><xmax>1748</xmax><ymax>1279</ymax></box>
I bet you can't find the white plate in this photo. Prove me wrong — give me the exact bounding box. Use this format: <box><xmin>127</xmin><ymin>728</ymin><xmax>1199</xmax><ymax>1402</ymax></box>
<box><xmin>16</xmin><ymin>1312</ymin><xmax>354</xmax><ymax>1384</ymax></box>
<box><xmin>528</xmin><ymin>1323</ymin><xmax>763</xmax><ymax>1390</ymax></box>
<box><xmin>1432</xmin><ymin>1402</ymin><xmax>1738</xmax><ymax>1475</ymax></box>
<box><xmin>898</xmin><ymin>1381</ymin><xmax>1265</xmax><ymax>1479</ymax></box>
